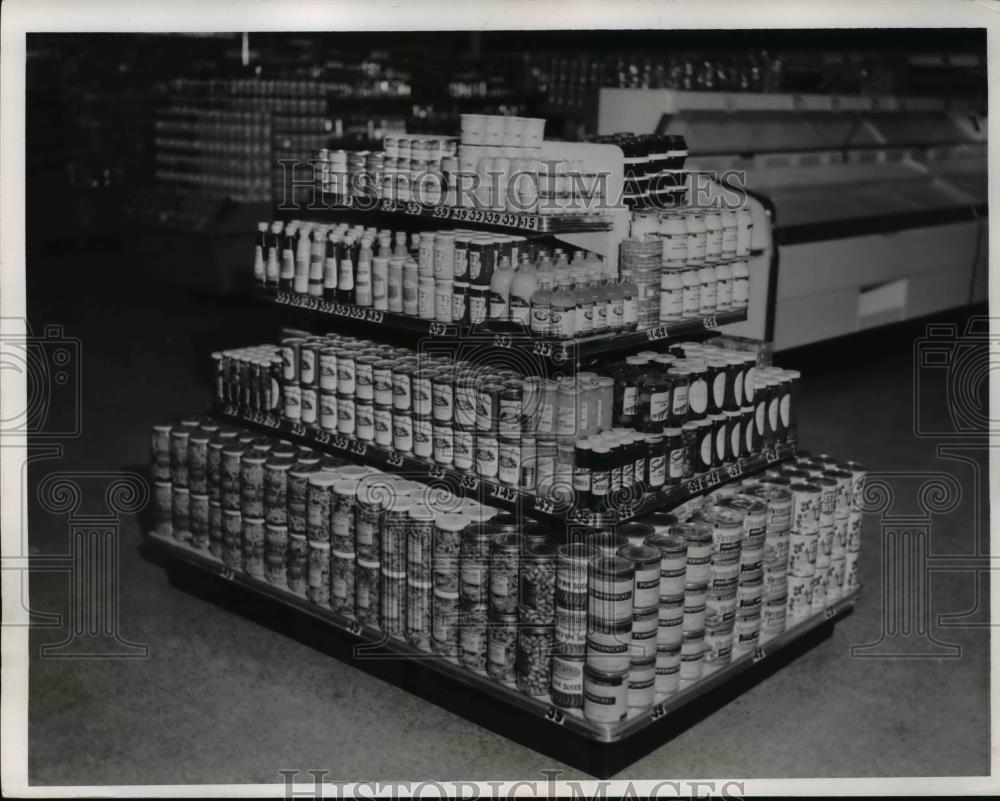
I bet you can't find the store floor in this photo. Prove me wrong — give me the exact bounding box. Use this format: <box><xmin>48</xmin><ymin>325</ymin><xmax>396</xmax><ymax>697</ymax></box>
<box><xmin>24</xmin><ymin>242</ymin><xmax>989</xmax><ymax>783</ymax></box>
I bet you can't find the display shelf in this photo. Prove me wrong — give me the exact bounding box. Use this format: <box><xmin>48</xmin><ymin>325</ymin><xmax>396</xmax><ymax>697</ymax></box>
<box><xmin>142</xmin><ymin>528</ymin><xmax>859</xmax><ymax>775</ymax></box>
<box><xmin>256</xmin><ymin>288</ymin><xmax>747</xmax><ymax>365</ymax></box>
<box><xmin>309</xmin><ymin>192</ymin><xmax>614</xmax><ymax>233</ymax></box>
<box><xmin>214</xmin><ymin>405</ymin><xmax>796</xmax><ymax>526</ymax></box>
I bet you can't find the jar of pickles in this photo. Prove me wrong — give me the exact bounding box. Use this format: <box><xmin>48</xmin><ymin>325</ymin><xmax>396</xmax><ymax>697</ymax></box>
<box><xmin>433</xmin><ymin>513</ymin><xmax>466</xmax><ymax>593</ymax></box>
<box><xmin>460</xmin><ymin>523</ymin><xmax>496</xmax><ymax>605</ymax></box>
<box><xmin>490</xmin><ymin>534</ymin><xmax>521</xmax><ymax>614</ymax></box>
<box><xmin>520</xmin><ymin>542</ymin><xmax>556</xmax><ymax>625</ymax></box>
<box><xmin>516</xmin><ymin>625</ymin><xmax>554</xmax><ymax>696</ymax></box>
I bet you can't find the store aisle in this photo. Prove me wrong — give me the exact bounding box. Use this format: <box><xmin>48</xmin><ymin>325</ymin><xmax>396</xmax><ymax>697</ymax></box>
<box><xmin>24</xmin><ymin>247</ymin><xmax>988</xmax><ymax>782</ymax></box>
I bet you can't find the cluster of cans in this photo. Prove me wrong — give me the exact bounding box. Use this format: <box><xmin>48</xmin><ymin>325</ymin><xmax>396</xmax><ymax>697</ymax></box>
<box><xmin>151</xmin><ymin>420</ymin><xmax>864</xmax><ymax>726</ymax></box>
<box><xmin>741</xmin><ymin>453</ymin><xmax>867</xmax><ymax>625</ymax></box>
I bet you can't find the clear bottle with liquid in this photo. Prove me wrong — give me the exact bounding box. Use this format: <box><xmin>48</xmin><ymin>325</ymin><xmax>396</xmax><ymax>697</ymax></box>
<box><xmin>605</xmin><ymin>263</ymin><xmax>624</xmax><ymax>333</ymax></box>
<box><xmin>590</xmin><ymin>265</ymin><xmax>609</xmax><ymax>333</ymax></box>
<box><xmin>530</xmin><ymin>272</ymin><xmax>554</xmax><ymax>338</ymax></box>
<box><xmin>489</xmin><ymin>255</ymin><xmax>515</xmax><ymax>324</ymax></box>
<box><xmin>509</xmin><ymin>253</ymin><xmax>538</xmax><ymax>329</ymax></box>
<box><xmin>620</xmin><ymin>269</ymin><xmax>638</xmax><ymax>332</ymax></box>
<box><xmin>550</xmin><ymin>271</ymin><xmax>577</xmax><ymax>340</ymax></box>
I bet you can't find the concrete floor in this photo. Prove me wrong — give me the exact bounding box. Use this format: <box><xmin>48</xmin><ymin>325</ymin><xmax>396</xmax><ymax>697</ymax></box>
<box><xmin>23</xmin><ymin>243</ymin><xmax>989</xmax><ymax>783</ymax></box>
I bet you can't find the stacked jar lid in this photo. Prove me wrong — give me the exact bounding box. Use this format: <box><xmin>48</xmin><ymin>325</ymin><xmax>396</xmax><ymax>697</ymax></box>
<box><xmin>620</xmin><ymin>237</ymin><xmax>662</xmax><ymax>331</ymax></box>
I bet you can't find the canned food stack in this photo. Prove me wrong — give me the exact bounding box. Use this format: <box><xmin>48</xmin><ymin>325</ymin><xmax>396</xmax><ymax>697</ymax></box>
<box><xmin>591</xmin><ymin>133</ymin><xmax>688</xmax><ymax>210</ymax></box>
<box><xmin>634</xmin><ymin>205</ymin><xmax>754</xmax><ymax>326</ymax></box>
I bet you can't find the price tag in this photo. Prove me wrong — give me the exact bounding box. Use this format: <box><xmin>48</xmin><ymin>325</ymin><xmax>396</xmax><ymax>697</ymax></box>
<box><xmin>460</xmin><ymin>474</ymin><xmax>479</xmax><ymax>491</ymax></box>
<box><xmin>344</xmin><ymin>619</ymin><xmax>363</xmax><ymax>637</ymax></box>
<box><xmin>380</xmin><ymin>199</ymin><xmax>394</xmax><ymax>212</ymax></box>
<box><xmin>406</xmin><ymin>202</ymin><xmax>421</xmax><ymax>215</ymax></box>
<box><xmin>385</xmin><ymin>452</ymin><xmax>404</xmax><ymax>468</ymax></box>
<box><xmin>493</xmin><ymin>334</ymin><xmax>512</xmax><ymax>349</ymax></box>
<box><xmin>646</xmin><ymin>326</ymin><xmax>669</xmax><ymax>341</ymax></box>
<box><xmin>428</xmin><ymin>465</ymin><xmax>446</xmax><ymax>480</ymax></box>
<box><xmin>218</xmin><ymin>566</ymin><xmax>235</xmax><ymax>581</ymax></box>
<box><xmin>428</xmin><ymin>322</ymin><xmax>448</xmax><ymax>336</ymax></box>
<box><xmin>332</xmin><ymin>435</ymin><xmax>349</xmax><ymax>450</ymax></box>
<box><xmin>490</xmin><ymin>484</ymin><xmax>516</xmax><ymax>503</ymax></box>
<box><xmin>617</xmin><ymin>503</ymin><xmax>635</xmax><ymax>521</ymax></box>
<box><xmin>289</xmin><ymin>422</ymin><xmax>306</xmax><ymax>438</ymax></box>
<box><xmin>484</xmin><ymin>211</ymin><xmax>499</xmax><ymax>225</ymax></box>
<box><xmin>686</xmin><ymin>477</ymin><xmax>704</xmax><ymax>494</ymax></box>
<box><xmin>751</xmin><ymin>646</ymin><xmax>766</xmax><ymax>663</ymax></box>
<box><xmin>544</xmin><ymin>707</ymin><xmax>565</xmax><ymax>725</ymax></box>
<box><xmin>365</xmin><ymin>310</ymin><xmax>384</xmax><ymax>324</ymax></box>
<box><xmin>702</xmin><ymin>316</ymin><xmax>718</xmax><ymax>329</ymax></box>
<box><xmin>764</xmin><ymin>449</ymin><xmax>778</xmax><ymax>463</ymax></box>
<box><xmin>348</xmin><ymin>441</ymin><xmax>367</xmax><ymax>457</ymax></box>
<box><xmin>534</xmin><ymin>496</ymin><xmax>554</xmax><ymax>514</ymax></box>
<box><xmin>314</xmin><ymin>430</ymin><xmax>331</xmax><ymax>445</ymax></box>
<box><xmin>532</xmin><ymin>341</ymin><xmax>553</xmax><ymax>357</ymax></box>
<box><xmin>824</xmin><ymin>605</ymin><xmax>838</xmax><ymax>620</ymax></box>
<box><xmin>705</xmin><ymin>471</ymin><xmax>722</xmax><ymax>488</ymax></box>
<box><xmin>650</xmin><ymin>703</ymin><xmax>667</xmax><ymax>721</ymax></box>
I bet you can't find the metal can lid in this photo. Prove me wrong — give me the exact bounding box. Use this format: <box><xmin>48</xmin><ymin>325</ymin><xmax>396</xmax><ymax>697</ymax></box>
<box><xmin>306</xmin><ymin>472</ymin><xmax>338</xmax><ymax>488</ymax></box>
<box><xmin>645</xmin><ymin>532</ymin><xmax>687</xmax><ymax>554</ymax></box>
<box><xmin>590</xmin><ymin>554</ymin><xmax>635</xmax><ymax>578</ymax></box>
<box><xmin>492</xmin><ymin>532</ymin><xmax>522</xmax><ymax>552</ymax></box>
<box><xmin>583</xmin><ymin>664</ymin><xmax>629</xmax><ymax>683</ymax></box>
<box><xmin>436</xmin><ymin>513</ymin><xmax>468</xmax><ymax>533</ymax></box>
<box><xmin>557</xmin><ymin>543</ymin><xmax>599</xmax><ymax>562</ymax></box>
<box><xmin>523</xmin><ymin>541</ymin><xmax>557</xmax><ymax>561</ymax></box>
<box><xmin>616</xmin><ymin>544</ymin><xmax>661</xmax><ymax>567</ymax></box>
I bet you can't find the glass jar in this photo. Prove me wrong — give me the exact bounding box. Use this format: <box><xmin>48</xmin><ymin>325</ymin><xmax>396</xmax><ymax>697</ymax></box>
<box><xmin>516</xmin><ymin>625</ymin><xmax>555</xmax><ymax>696</ymax></box>
<box><xmin>460</xmin><ymin>523</ymin><xmax>497</xmax><ymax>605</ymax></box>
<box><xmin>405</xmin><ymin>579</ymin><xmax>433</xmax><ymax>651</ymax></box>
<box><xmin>355</xmin><ymin>559</ymin><xmax>381</xmax><ymax>626</ymax></box>
<box><xmin>433</xmin><ymin>513</ymin><xmax>467</xmax><ymax>593</ymax></box>
<box><xmin>380</xmin><ymin>570</ymin><xmax>406</xmax><ymax>638</ymax></box>
<box><xmin>331</xmin><ymin>550</ymin><xmax>356</xmax><ymax>616</ymax></box>
<box><xmin>331</xmin><ymin>479</ymin><xmax>358</xmax><ymax>553</ymax></box>
<box><xmin>684</xmin><ymin>210</ymin><xmax>707</xmax><ymax>265</ymax></box>
<box><xmin>520</xmin><ymin>542</ymin><xmax>557</xmax><ymax>625</ymax></box>
<box><xmin>489</xmin><ymin>533</ymin><xmax>522</xmax><ymax>614</ymax></box>
<box><xmin>459</xmin><ymin>603</ymin><xmax>489</xmax><ymax>672</ymax></box>
<box><xmin>486</xmin><ymin>610</ymin><xmax>518</xmax><ymax>684</ymax></box>
<box><xmin>431</xmin><ymin>589</ymin><xmax>460</xmax><ymax>659</ymax></box>
<box><xmin>407</xmin><ymin>503</ymin><xmax>435</xmax><ymax>582</ymax></box>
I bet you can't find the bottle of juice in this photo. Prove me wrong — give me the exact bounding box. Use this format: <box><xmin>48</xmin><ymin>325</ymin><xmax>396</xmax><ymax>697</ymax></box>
<box><xmin>550</xmin><ymin>271</ymin><xmax>577</xmax><ymax>340</ymax></box>
<box><xmin>489</xmin><ymin>255</ymin><xmax>515</xmax><ymax>324</ymax></box>
<box><xmin>509</xmin><ymin>253</ymin><xmax>537</xmax><ymax>329</ymax></box>
<box><xmin>590</xmin><ymin>264</ymin><xmax>609</xmax><ymax>333</ymax></box>
<box><xmin>530</xmin><ymin>272</ymin><xmax>554</xmax><ymax>338</ymax></box>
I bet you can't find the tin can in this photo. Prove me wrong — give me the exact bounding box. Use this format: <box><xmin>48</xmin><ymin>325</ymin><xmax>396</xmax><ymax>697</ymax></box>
<box><xmin>786</xmin><ymin>574</ymin><xmax>813</xmax><ymax>619</ymax></box>
<box><xmin>305</xmin><ymin>472</ymin><xmax>335</xmax><ymax>543</ymax></box>
<box><xmin>617</xmin><ymin>544</ymin><xmax>661</xmax><ymax>610</ymax></box>
<box><xmin>555</xmin><ymin>603</ymin><xmax>588</xmax><ymax>658</ymax></box>
<box><xmin>655</xmin><ymin>645</ymin><xmax>681</xmax><ymax>698</ymax></box>
<box><xmin>587</xmin><ymin>532</ymin><xmax>628</xmax><ymax>559</ymax></box>
<box><xmin>679</xmin><ymin>629</ymin><xmax>705</xmax><ymax>685</ymax></box>
<box><xmin>702</xmin><ymin>624</ymin><xmax>734</xmax><ymax>674</ymax></box>
<box><xmin>700</xmin><ymin>504</ymin><xmax>745</xmax><ymax>560</ymax></box>
<box><xmin>476</xmin><ymin>382</ymin><xmax>502</xmax><ymax>432</ymax></box>
<box><xmin>586</xmin><ymin>618</ymin><xmax>632</xmax><ymax>672</ymax></box>
<box><xmin>832</xmin><ymin>517</ymin><xmax>848</xmax><ymax>559</ymax></box>
<box><xmin>152</xmin><ymin>481</ymin><xmax>173</xmax><ymax>538</ymax></box>
<box><xmin>432</xmin><ymin>514</ymin><xmax>465</xmax><ymax>594</ymax></box>
<box><xmin>262</xmin><ymin>457</ymin><xmax>291</xmax><ymax>526</ymax></box>
<box><xmin>551</xmin><ymin>654</ymin><xmax>586</xmax><ymax>708</ymax></box>
<box><xmin>285</xmin><ymin>532</ymin><xmax>307</xmax><ymax>594</ymax></box>
<box><xmin>556</xmin><ymin>543</ymin><xmax>595</xmax><ymax>610</ymax></box>
<box><xmin>682</xmin><ymin>582</ymin><xmax>707</xmax><ymax>632</ymax></box>
<box><xmin>760</xmin><ymin>597</ymin><xmax>787</xmax><ymax>641</ymax></box>
<box><xmin>788</xmin><ymin>531</ymin><xmax>817</xmax><ymax>577</ymax></box>
<box><xmin>458</xmin><ymin>523</ymin><xmax>494</xmax><ymax>606</ymax></box>
<box><xmin>708</xmin><ymin>557</ymin><xmax>741</xmax><ymax>595</ymax></box>
<box><xmin>189</xmin><ymin>492</ymin><xmax>209</xmax><ymax>549</ymax></box>
<box><xmin>407</xmin><ymin>504</ymin><xmax>434</xmax><ymax>583</ymax></box>
<box><xmin>431</xmin><ymin>369</ymin><xmax>454</xmax><ymax>423</ymax></box>
<box><xmin>816</xmin><ymin>524</ymin><xmax>834</xmax><ymax>568</ymax></box>
<box><xmin>208</xmin><ymin>500</ymin><xmax>222</xmax><ymax>555</ymax></box>
<box><xmin>645</xmin><ymin>533</ymin><xmax>687</xmax><ymax>598</ymax></box>
<box><xmin>371</xmin><ymin>403</ymin><xmax>391</xmax><ymax>447</ymax></box>
<box><xmin>300</xmin><ymin>386</ymin><xmax>318</xmax><ymax>426</ymax></box>
<box><xmin>657</xmin><ymin>593</ymin><xmax>684</xmax><ymax>647</ymax></box>
<box><xmin>432</xmin><ymin>421</ymin><xmax>454</xmax><ymax>465</ymax></box>
<box><xmin>379</xmin><ymin>570</ymin><xmax>406</xmax><ymax>638</ymax></box>
<box><xmin>790</xmin><ymin>482</ymin><xmax>821</xmax><ymax>533</ymax></box>
<box><xmin>325</xmin><ymin>549</ymin><xmax>353</xmax><ymax>615</ymax></box>
<box><xmin>704</xmin><ymin>587</ymin><xmax>737</xmax><ymax>629</ymax></box>
<box><xmin>457</xmin><ymin>603</ymin><xmax>489</xmax><ymax>672</ymax></box>
<box><xmin>746</xmin><ymin>484</ymin><xmax>793</xmax><ymax>533</ymax></box>
<box><xmin>413</xmin><ymin>415</ymin><xmax>433</xmax><ymax>459</ymax></box>
<box><xmin>391</xmin><ymin>363</ymin><xmax>414</xmax><ymax>412</ymax></box>
<box><xmin>627</xmin><ymin>656</ymin><xmax>656</xmax><ymax>710</ymax></box>
<box><xmin>588</xmin><ymin>556</ymin><xmax>635</xmax><ymax>625</ymax></box>
<box><xmin>336</xmin><ymin>394</ymin><xmax>356</xmax><ymax>436</ymax></box>
<box><xmin>676</xmin><ymin>521</ymin><xmax>712</xmax><ymax>585</ymax></box>
<box><xmin>583</xmin><ymin>665</ymin><xmax>629</xmax><ymax>723</ymax></box>
<box><xmin>169</xmin><ymin>426</ymin><xmax>191</xmax><ymax>488</ymax></box>
<box><xmin>631</xmin><ymin>605</ymin><xmax>659</xmax><ymax>659</ymax></box>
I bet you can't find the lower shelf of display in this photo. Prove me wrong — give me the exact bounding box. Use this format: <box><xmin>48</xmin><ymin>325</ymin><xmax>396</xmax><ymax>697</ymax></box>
<box><xmin>216</xmin><ymin>406</ymin><xmax>797</xmax><ymax>524</ymax></box>
<box><xmin>146</xmin><ymin>529</ymin><xmax>860</xmax><ymax>745</ymax></box>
